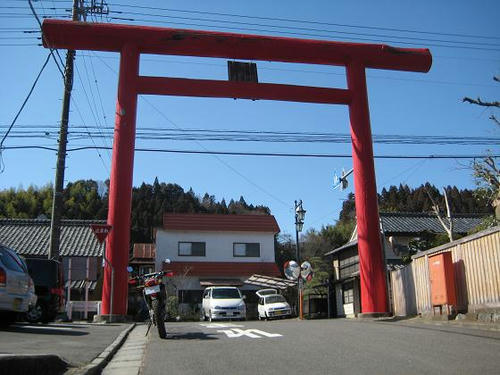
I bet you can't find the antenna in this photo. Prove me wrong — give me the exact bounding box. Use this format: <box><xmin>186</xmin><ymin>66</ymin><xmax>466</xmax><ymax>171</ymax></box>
<box><xmin>333</xmin><ymin>167</ymin><xmax>353</xmax><ymax>190</ymax></box>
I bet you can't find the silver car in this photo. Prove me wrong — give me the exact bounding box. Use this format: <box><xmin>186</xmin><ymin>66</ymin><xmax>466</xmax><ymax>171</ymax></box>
<box><xmin>0</xmin><ymin>245</ymin><xmax>33</xmax><ymax>326</ymax></box>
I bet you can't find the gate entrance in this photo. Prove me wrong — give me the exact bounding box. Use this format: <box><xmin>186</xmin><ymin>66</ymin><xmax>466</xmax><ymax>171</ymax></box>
<box><xmin>42</xmin><ymin>19</ymin><xmax>431</xmax><ymax>317</ymax></box>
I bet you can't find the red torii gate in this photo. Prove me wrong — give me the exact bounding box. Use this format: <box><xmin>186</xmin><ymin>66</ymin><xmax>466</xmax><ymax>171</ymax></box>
<box><xmin>42</xmin><ymin>19</ymin><xmax>431</xmax><ymax>318</ymax></box>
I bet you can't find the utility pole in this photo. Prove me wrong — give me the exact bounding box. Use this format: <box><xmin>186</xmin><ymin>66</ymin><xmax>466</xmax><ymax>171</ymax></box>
<box><xmin>48</xmin><ymin>0</ymin><xmax>80</xmax><ymax>260</ymax></box>
<box><xmin>48</xmin><ymin>1</ymin><xmax>109</xmax><ymax>260</ymax></box>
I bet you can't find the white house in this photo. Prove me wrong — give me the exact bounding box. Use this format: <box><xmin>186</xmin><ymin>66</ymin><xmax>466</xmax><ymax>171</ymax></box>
<box><xmin>155</xmin><ymin>213</ymin><xmax>281</xmax><ymax>309</ymax></box>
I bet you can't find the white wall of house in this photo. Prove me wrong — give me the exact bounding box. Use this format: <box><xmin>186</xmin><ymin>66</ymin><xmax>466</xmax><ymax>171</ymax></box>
<box><xmin>155</xmin><ymin>229</ymin><xmax>276</xmax><ymax>269</ymax></box>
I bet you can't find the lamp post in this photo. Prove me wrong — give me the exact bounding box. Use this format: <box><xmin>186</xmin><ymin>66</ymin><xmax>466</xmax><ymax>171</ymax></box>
<box><xmin>294</xmin><ymin>200</ymin><xmax>306</xmax><ymax>319</ymax></box>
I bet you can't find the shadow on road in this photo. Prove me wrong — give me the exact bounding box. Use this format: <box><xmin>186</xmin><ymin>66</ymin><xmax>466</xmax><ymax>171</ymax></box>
<box><xmin>1</xmin><ymin>325</ymin><xmax>89</xmax><ymax>336</ymax></box>
<box><xmin>373</xmin><ymin>320</ymin><xmax>500</xmax><ymax>342</ymax></box>
<box><xmin>167</xmin><ymin>332</ymin><xmax>219</xmax><ymax>340</ymax></box>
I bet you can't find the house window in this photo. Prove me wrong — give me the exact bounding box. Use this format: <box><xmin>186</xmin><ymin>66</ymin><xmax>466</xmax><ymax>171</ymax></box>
<box><xmin>178</xmin><ymin>242</ymin><xmax>206</xmax><ymax>256</ymax></box>
<box><xmin>342</xmin><ymin>282</ymin><xmax>354</xmax><ymax>304</ymax></box>
<box><xmin>339</xmin><ymin>254</ymin><xmax>359</xmax><ymax>279</ymax></box>
<box><xmin>233</xmin><ymin>243</ymin><xmax>260</xmax><ymax>257</ymax></box>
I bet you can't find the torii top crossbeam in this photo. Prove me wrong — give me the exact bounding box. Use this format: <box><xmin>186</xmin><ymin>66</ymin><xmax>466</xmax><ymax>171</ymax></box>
<box><xmin>42</xmin><ymin>19</ymin><xmax>431</xmax><ymax>318</ymax></box>
<box><xmin>42</xmin><ymin>20</ymin><xmax>431</xmax><ymax>71</ymax></box>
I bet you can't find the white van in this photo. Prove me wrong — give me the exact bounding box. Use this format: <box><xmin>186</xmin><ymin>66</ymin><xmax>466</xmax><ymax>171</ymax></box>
<box><xmin>256</xmin><ymin>289</ymin><xmax>291</xmax><ymax>320</ymax></box>
<box><xmin>201</xmin><ymin>286</ymin><xmax>246</xmax><ymax>322</ymax></box>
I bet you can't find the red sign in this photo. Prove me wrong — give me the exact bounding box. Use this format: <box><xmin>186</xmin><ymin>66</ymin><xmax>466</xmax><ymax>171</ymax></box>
<box><xmin>90</xmin><ymin>224</ymin><xmax>112</xmax><ymax>243</ymax></box>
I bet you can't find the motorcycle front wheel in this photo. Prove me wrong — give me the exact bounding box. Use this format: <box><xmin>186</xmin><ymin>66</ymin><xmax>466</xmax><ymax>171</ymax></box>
<box><xmin>152</xmin><ymin>299</ymin><xmax>166</xmax><ymax>339</ymax></box>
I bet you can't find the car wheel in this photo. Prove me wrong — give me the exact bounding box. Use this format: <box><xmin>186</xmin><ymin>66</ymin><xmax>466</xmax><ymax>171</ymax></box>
<box><xmin>25</xmin><ymin>303</ymin><xmax>43</xmax><ymax>323</ymax></box>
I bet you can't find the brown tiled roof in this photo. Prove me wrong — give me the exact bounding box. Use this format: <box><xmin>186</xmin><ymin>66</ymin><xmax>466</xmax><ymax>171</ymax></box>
<box><xmin>132</xmin><ymin>243</ymin><xmax>156</xmax><ymax>259</ymax></box>
<box><xmin>0</xmin><ymin>219</ymin><xmax>105</xmax><ymax>257</ymax></box>
<box><xmin>163</xmin><ymin>261</ymin><xmax>281</xmax><ymax>277</ymax></box>
<box><xmin>163</xmin><ymin>213</ymin><xmax>280</xmax><ymax>233</ymax></box>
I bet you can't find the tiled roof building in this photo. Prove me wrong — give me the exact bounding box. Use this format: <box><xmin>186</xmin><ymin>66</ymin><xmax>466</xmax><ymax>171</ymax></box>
<box><xmin>380</xmin><ymin>212</ymin><xmax>485</xmax><ymax>235</ymax></box>
<box><xmin>0</xmin><ymin>218</ymin><xmax>105</xmax><ymax>257</ymax></box>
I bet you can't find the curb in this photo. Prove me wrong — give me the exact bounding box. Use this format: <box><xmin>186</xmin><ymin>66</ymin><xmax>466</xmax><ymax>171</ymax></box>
<box><xmin>70</xmin><ymin>323</ymin><xmax>136</xmax><ymax>375</ymax></box>
<box><xmin>0</xmin><ymin>354</ymin><xmax>69</xmax><ymax>375</ymax></box>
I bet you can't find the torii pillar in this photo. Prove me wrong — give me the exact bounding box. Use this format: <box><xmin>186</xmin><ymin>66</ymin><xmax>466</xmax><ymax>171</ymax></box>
<box><xmin>42</xmin><ymin>20</ymin><xmax>431</xmax><ymax>318</ymax></box>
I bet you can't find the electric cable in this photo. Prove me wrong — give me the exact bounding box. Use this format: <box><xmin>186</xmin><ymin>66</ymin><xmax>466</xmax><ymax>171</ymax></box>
<box><xmin>0</xmin><ymin>52</ymin><xmax>51</xmax><ymax>173</ymax></box>
<box><xmin>27</xmin><ymin>0</ymin><xmax>65</xmax><ymax>78</ymax></box>
<box><xmin>107</xmin><ymin>16</ymin><xmax>500</xmax><ymax>52</ymax></box>
<box><xmin>90</xmin><ymin>50</ymin><xmax>291</xmax><ymax>208</ymax></box>
<box><xmin>108</xmin><ymin>9</ymin><xmax>500</xmax><ymax>49</ymax></box>
<box><xmin>2</xmin><ymin>145</ymin><xmax>498</xmax><ymax>160</ymax></box>
<box><xmin>3</xmin><ymin>124</ymin><xmax>498</xmax><ymax>146</ymax></box>
<box><xmin>111</xmin><ymin>4</ymin><xmax>500</xmax><ymax>41</ymax></box>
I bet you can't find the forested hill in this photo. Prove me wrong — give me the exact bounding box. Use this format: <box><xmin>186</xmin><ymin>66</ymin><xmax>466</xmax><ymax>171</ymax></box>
<box><xmin>339</xmin><ymin>183</ymin><xmax>492</xmax><ymax>222</ymax></box>
<box><xmin>0</xmin><ymin>178</ymin><xmax>270</xmax><ymax>243</ymax></box>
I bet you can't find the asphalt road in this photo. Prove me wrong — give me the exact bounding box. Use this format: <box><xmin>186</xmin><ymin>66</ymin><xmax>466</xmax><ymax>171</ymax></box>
<box><xmin>141</xmin><ymin>319</ymin><xmax>500</xmax><ymax>375</ymax></box>
<box><xmin>0</xmin><ymin>322</ymin><xmax>129</xmax><ymax>367</ymax></box>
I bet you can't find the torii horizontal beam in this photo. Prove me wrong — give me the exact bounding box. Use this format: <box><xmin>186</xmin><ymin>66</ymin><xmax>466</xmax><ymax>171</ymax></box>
<box><xmin>42</xmin><ymin>20</ymin><xmax>431</xmax><ymax>72</ymax></box>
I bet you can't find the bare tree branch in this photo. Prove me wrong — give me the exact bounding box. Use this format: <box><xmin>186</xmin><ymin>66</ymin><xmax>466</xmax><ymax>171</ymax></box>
<box><xmin>462</xmin><ymin>97</ymin><xmax>500</xmax><ymax>107</ymax></box>
<box><xmin>490</xmin><ymin>114</ymin><xmax>500</xmax><ymax>127</ymax></box>
<box><xmin>424</xmin><ymin>187</ymin><xmax>453</xmax><ymax>242</ymax></box>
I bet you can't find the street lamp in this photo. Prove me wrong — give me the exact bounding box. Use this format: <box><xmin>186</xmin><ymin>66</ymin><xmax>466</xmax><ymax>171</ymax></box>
<box><xmin>294</xmin><ymin>199</ymin><xmax>306</xmax><ymax>318</ymax></box>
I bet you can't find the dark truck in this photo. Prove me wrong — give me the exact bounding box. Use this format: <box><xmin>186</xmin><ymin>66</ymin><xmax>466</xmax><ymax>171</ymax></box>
<box><xmin>24</xmin><ymin>258</ymin><xmax>64</xmax><ymax>323</ymax></box>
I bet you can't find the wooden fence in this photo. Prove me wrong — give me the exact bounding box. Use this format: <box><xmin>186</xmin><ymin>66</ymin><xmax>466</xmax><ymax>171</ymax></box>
<box><xmin>390</xmin><ymin>226</ymin><xmax>500</xmax><ymax>316</ymax></box>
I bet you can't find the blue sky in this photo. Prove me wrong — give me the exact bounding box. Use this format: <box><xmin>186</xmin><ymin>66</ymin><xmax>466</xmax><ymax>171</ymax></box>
<box><xmin>0</xmin><ymin>0</ymin><xmax>499</xmax><ymax>237</ymax></box>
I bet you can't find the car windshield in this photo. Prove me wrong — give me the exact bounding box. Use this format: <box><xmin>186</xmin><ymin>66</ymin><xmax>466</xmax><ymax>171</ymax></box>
<box><xmin>265</xmin><ymin>295</ymin><xmax>286</xmax><ymax>304</ymax></box>
<box><xmin>211</xmin><ymin>288</ymin><xmax>241</xmax><ymax>299</ymax></box>
<box><xmin>0</xmin><ymin>246</ymin><xmax>26</xmax><ymax>273</ymax></box>
<box><xmin>258</xmin><ymin>289</ymin><xmax>277</xmax><ymax>296</ymax></box>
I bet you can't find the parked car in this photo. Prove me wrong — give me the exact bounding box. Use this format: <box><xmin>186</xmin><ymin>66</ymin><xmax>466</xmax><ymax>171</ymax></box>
<box><xmin>0</xmin><ymin>245</ymin><xmax>33</xmax><ymax>326</ymax></box>
<box><xmin>257</xmin><ymin>291</ymin><xmax>291</xmax><ymax>320</ymax></box>
<box><xmin>255</xmin><ymin>288</ymin><xmax>278</xmax><ymax>298</ymax></box>
<box><xmin>19</xmin><ymin>257</ymin><xmax>38</xmax><ymax>313</ymax></box>
<box><xmin>24</xmin><ymin>258</ymin><xmax>64</xmax><ymax>323</ymax></box>
<box><xmin>201</xmin><ymin>286</ymin><xmax>246</xmax><ymax>321</ymax></box>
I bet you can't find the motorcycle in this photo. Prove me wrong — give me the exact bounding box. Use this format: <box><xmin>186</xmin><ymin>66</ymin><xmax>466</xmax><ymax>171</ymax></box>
<box><xmin>128</xmin><ymin>263</ymin><xmax>173</xmax><ymax>339</ymax></box>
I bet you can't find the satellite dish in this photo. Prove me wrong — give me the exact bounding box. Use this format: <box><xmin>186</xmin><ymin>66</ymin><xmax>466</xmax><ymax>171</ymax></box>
<box><xmin>300</xmin><ymin>261</ymin><xmax>313</xmax><ymax>281</ymax></box>
<box><xmin>284</xmin><ymin>260</ymin><xmax>300</xmax><ymax>280</ymax></box>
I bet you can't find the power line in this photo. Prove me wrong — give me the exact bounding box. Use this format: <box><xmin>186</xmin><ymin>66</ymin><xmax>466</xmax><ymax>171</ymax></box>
<box><xmin>0</xmin><ymin>53</ymin><xmax>51</xmax><ymax>173</ymax></box>
<box><xmin>108</xmin><ymin>9</ymin><xmax>500</xmax><ymax>49</ymax></box>
<box><xmin>78</xmin><ymin>53</ymin><xmax>498</xmax><ymax>88</ymax></box>
<box><xmin>111</xmin><ymin>4</ymin><xmax>500</xmax><ymax>41</ymax></box>
<box><xmin>107</xmin><ymin>16</ymin><xmax>500</xmax><ymax>52</ymax></box>
<box><xmin>4</xmin><ymin>125</ymin><xmax>499</xmax><ymax>146</ymax></box>
<box><xmin>2</xmin><ymin>145</ymin><xmax>498</xmax><ymax>160</ymax></box>
<box><xmin>74</xmin><ymin>57</ymin><xmax>112</xmax><ymax>162</ymax></box>
<box><xmin>90</xmin><ymin>50</ymin><xmax>291</xmax><ymax>208</ymax></box>
<box><xmin>27</xmin><ymin>0</ymin><xmax>65</xmax><ymax>78</ymax></box>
